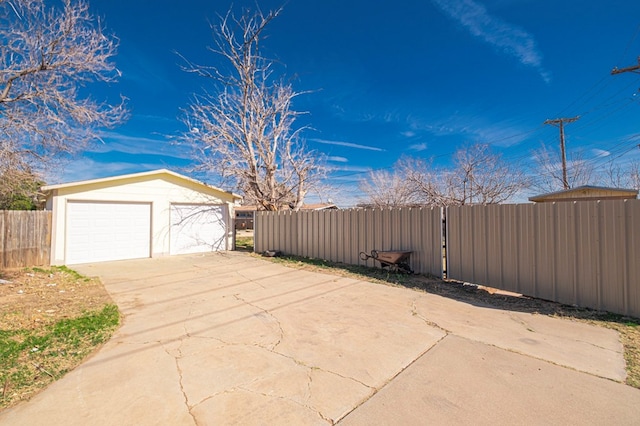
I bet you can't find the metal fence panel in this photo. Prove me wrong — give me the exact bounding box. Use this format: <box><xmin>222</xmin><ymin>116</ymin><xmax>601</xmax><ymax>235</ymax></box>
<box><xmin>256</xmin><ymin>201</ymin><xmax>639</xmax><ymax>317</ymax></box>
<box><xmin>255</xmin><ymin>207</ymin><xmax>444</xmax><ymax>276</ymax></box>
<box><xmin>447</xmin><ymin>200</ymin><xmax>640</xmax><ymax>318</ymax></box>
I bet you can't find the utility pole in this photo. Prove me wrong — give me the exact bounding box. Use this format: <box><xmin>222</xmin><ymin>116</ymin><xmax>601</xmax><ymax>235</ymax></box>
<box><xmin>611</xmin><ymin>56</ymin><xmax>640</xmax><ymax>75</ymax></box>
<box><xmin>543</xmin><ymin>116</ymin><xmax>580</xmax><ymax>189</ymax></box>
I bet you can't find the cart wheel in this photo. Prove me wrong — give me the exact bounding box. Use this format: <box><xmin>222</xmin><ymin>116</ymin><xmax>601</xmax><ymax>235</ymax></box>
<box><xmin>371</xmin><ymin>250</ymin><xmax>379</xmax><ymax>259</ymax></box>
<box><xmin>359</xmin><ymin>252</ymin><xmax>370</xmax><ymax>261</ymax></box>
<box><xmin>399</xmin><ymin>263</ymin><xmax>414</xmax><ymax>274</ymax></box>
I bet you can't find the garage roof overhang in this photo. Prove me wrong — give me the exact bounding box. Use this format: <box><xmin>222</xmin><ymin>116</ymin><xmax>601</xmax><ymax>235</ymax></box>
<box><xmin>41</xmin><ymin>169</ymin><xmax>242</xmax><ymax>201</ymax></box>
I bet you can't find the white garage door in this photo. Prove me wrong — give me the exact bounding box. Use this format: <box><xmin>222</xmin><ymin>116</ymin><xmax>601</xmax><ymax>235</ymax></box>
<box><xmin>66</xmin><ymin>201</ymin><xmax>151</xmax><ymax>264</ymax></box>
<box><xmin>170</xmin><ymin>204</ymin><xmax>227</xmax><ymax>255</ymax></box>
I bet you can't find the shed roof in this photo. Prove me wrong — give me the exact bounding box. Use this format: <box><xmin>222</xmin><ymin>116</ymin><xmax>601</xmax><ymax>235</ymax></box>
<box><xmin>529</xmin><ymin>185</ymin><xmax>638</xmax><ymax>203</ymax></box>
<box><xmin>41</xmin><ymin>169</ymin><xmax>242</xmax><ymax>200</ymax></box>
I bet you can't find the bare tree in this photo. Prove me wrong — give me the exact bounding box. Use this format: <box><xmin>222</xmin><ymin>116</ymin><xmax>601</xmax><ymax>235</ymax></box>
<box><xmin>359</xmin><ymin>162</ymin><xmax>421</xmax><ymax>208</ymax></box>
<box><xmin>360</xmin><ymin>144</ymin><xmax>526</xmax><ymax>207</ymax></box>
<box><xmin>0</xmin><ymin>0</ymin><xmax>126</xmax><ymax>199</ymax></box>
<box><xmin>0</xmin><ymin>151</ymin><xmax>42</xmax><ymax>209</ymax></box>
<box><xmin>452</xmin><ymin>144</ymin><xmax>526</xmax><ymax>204</ymax></box>
<box><xmin>603</xmin><ymin>159</ymin><xmax>640</xmax><ymax>190</ymax></box>
<box><xmin>631</xmin><ymin>162</ymin><xmax>640</xmax><ymax>190</ymax></box>
<box><xmin>531</xmin><ymin>144</ymin><xmax>594</xmax><ymax>192</ymax></box>
<box><xmin>181</xmin><ymin>7</ymin><xmax>324</xmax><ymax>211</ymax></box>
<box><xmin>396</xmin><ymin>157</ymin><xmax>459</xmax><ymax>206</ymax></box>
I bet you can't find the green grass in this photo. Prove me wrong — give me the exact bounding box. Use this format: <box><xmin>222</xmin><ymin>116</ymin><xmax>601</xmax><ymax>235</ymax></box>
<box><xmin>28</xmin><ymin>265</ymin><xmax>89</xmax><ymax>281</ymax></box>
<box><xmin>1</xmin><ymin>304</ymin><xmax>120</xmax><ymax>408</ymax></box>
<box><xmin>235</xmin><ymin>236</ymin><xmax>254</xmax><ymax>251</ymax></box>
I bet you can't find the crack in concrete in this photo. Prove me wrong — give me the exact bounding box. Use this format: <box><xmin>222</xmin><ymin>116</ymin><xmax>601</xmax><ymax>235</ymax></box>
<box><xmin>164</xmin><ymin>340</ymin><xmax>198</xmax><ymax>426</ymax></box>
<box><xmin>411</xmin><ymin>299</ymin><xmax>451</xmax><ymax>334</ymax></box>
<box><xmin>206</xmin><ymin>296</ymin><xmax>382</xmax><ymax>392</ymax></box>
<box><xmin>237</xmin><ymin>385</ymin><xmax>334</xmax><ymax>425</ymax></box>
<box><xmin>173</xmin><ymin>331</ymin><xmax>375</xmax><ymax>422</ymax></box>
<box><xmin>160</xmin><ymin>302</ymin><xmax>199</xmax><ymax>425</ymax></box>
<box><xmin>233</xmin><ymin>293</ymin><xmax>284</xmax><ymax>350</ymax></box>
<box><xmin>202</xmin><ymin>334</ymin><xmax>376</xmax><ymax>391</ymax></box>
<box><xmin>508</xmin><ymin>314</ymin><xmax>624</xmax><ymax>355</ymax></box>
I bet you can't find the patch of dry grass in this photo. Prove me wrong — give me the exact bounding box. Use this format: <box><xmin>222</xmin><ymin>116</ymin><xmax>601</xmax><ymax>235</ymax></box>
<box><xmin>0</xmin><ymin>267</ymin><xmax>119</xmax><ymax>409</ymax></box>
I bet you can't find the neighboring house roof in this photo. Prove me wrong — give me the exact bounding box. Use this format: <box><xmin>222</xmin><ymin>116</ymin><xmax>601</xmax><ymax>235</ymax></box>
<box><xmin>299</xmin><ymin>203</ymin><xmax>338</xmax><ymax>210</ymax></box>
<box><xmin>529</xmin><ymin>185</ymin><xmax>638</xmax><ymax>203</ymax></box>
<box><xmin>235</xmin><ymin>203</ymin><xmax>338</xmax><ymax>212</ymax></box>
<box><xmin>41</xmin><ymin>169</ymin><xmax>242</xmax><ymax>200</ymax></box>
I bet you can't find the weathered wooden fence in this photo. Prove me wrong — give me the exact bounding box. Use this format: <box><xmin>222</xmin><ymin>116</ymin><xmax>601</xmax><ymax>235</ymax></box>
<box><xmin>0</xmin><ymin>210</ymin><xmax>52</xmax><ymax>268</ymax></box>
<box><xmin>254</xmin><ymin>208</ymin><xmax>444</xmax><ymax>276</ymax></box>
<box><xmin>254</xmin><ymin>200</ymin><xmax>640</xmax><ymax>318</ymax></box>
<box><xmin>446</xmin><ymin>200</ymin><xmax>640</xmax><ymax>318</ymax></box>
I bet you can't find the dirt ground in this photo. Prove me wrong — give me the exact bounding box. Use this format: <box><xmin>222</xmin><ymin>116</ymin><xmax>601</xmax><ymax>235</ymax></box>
<box><xmin>0</xmin><ymin>267</ymin><xmax>114</xmax><ymax>331</ymax></box>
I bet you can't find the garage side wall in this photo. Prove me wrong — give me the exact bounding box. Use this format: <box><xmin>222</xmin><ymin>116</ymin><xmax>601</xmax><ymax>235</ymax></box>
<box><xmin>47</xmin><ymin>176</ymin><xmax>236</xmax><ymax>265</ymax></box>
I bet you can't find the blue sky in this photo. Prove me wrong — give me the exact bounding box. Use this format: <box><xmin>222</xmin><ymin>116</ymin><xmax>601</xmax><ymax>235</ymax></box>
<box><xmin>60</xmin><ymin>0</ymin><xmax>640</xmax><ymax>206</ymax></box>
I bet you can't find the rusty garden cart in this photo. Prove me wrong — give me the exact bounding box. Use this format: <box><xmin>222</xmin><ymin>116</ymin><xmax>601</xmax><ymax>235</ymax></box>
<box><xmin>359</xmin><ymin>250</ymin><xmax>414</xmax><ymax>274</ymax></box>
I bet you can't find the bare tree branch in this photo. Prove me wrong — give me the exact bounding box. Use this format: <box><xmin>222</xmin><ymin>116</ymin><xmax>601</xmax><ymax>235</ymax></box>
<box><xmin>360</xmin><ymin>144</ymin><xmax>527</xmax><ymax>207</ymax></box>
<box><xmin>531</xmin><ymin>144</ymin><xmax>594</xmax><ymax>192</ymax></box>
<box><xmin>602</xmin><ymin>158</ymin><xmax>640</xmax><ymax>191</ymax></box>
<box><xmin>180</xmin><ymin>7</ymin><xmax>324</xmax><ymax>211</ymax></box>
<box><xmin>0</xmin><ymin>0</ymin><xmax>127</xmax><ymax>203</ymax></box>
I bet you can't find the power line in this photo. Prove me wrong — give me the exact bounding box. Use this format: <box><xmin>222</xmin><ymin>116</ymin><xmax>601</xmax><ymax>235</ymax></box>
<box><xmin>616</xmin><ymin>24</ymin><xmax>640</xmax><ymax>68</ymax></box>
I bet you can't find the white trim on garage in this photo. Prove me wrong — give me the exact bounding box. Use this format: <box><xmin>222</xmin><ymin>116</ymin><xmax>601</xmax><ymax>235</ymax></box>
<box><xmin>170</xmin><ymin>203</ymin><xmax>227</xmax><ymax>255</ymax></box>
<box><xmin>65</xmin><ymin>200</ymin><xmax>152</xmax><ymax>264</ymax></box>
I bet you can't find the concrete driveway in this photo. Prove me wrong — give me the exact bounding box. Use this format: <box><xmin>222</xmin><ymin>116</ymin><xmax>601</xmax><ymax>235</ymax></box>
<box><xmin>1</xmin><ymin>252</ymin><xmax>639</xmax><ymax>425</ymax></box>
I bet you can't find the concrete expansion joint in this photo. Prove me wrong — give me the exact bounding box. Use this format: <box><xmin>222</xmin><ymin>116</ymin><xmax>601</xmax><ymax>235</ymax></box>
<box><xmin>338</xmin><ymin>331</ymin><xmax>451</xmax><ymax>422</ymax></box>
<box><xmin>233</xmin><ymin>293</ymin><xmax>284</xmax><ymax>349</ymax></box>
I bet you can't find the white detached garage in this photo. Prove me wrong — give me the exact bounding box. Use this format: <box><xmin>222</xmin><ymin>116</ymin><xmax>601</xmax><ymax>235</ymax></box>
<box><xmin>42</xmin><ymin>169</ymin><xmax>241</xmax><ymax>265</ymax></box>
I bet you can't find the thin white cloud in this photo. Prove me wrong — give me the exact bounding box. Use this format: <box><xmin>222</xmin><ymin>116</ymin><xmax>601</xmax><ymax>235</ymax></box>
<box><xmin>311</xmin><ymin>138</ymin><xmax>385</xmax><ymax>152</ymax></box>
<box><xmin>408</xmin><ymin>114</ymin><xmax>533</xmax><ymax>147</ymax></box>
<box><xmin>47</xmin><ymin>158</ymin><xmax>165</xmax><ymax>184</ymax></box>
<box><xmin>432</xmin><ymin>0</ymin><xmax>550</xmax><ymax>82</ymax></box>
<box><xmin>326</xmin><ymin>165</ymin><xmax>373</xmax><ymax>174</ymax></box>
<box><xmin>88</xmin><ymin>131</ymin><xmax>191</xmax><ymax>160</ymax></box>
<box><xmin>327</xmin><ymin>156</ymin><xmax>349</xmax><ymax>163</ymax></box>
<box><xmin>409</xmin><ymin>142</ymin><xmax>428</xmax><ymax>152</ymax></box>
<box><xmin>592</xmin><ymin>148</ymin><xmax>611</xmax><ymax>158</ymax></box>
<box><xmin>401</xmin><ymin>131</ymin><xmax>416</xmax><ymax>138</ymax></box>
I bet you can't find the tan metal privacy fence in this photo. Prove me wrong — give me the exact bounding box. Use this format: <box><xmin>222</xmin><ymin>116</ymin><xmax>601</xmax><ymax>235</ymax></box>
<box><xmin>446</xmin><ymin>200</ymin><xmax>640</xmax><ymax>318</ymax></box>
<box><xmin>254</xmin><ymin>200</ymin><xmax>640</xmax><ymax>317</ymax></box>
<box><xmin>0</xmin><ymin>210</ymin><xmax>52</xmax><ymax>268</ymax></box>
<box><xmin>254</xmin><ymin>208</ymin><xmax>444</xmax><ymax>276</ymax></box>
